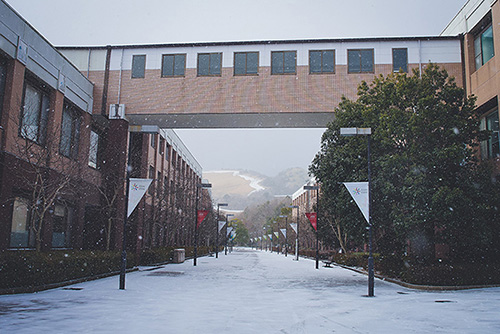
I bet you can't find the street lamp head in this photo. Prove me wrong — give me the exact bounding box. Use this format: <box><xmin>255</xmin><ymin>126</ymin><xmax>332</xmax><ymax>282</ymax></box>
<box><xmin>303</xmin><ymin>185</ymin><xmax>319</xmax><ymax>190</ymax></box>
<box><xmin>198</xmin><ymin>182</ymin><xmax>212</xmax><ymax>188</ymax></box>
<box><xmin>340</xmin><ymin>127</ymin><xmax>372</xmax><ymax>136</ymax></box>
<box><xmin>289</xmin><ymin>205</ymin><xmax>299</xmax><ymax>209</ymax></box>
<box><xmin>226</xmin><ymin>214</ymin><xmax>234</xmax><ymax>218</ymax></box>
<box><xmin>279</xmin><ymin>215</ymin><xmax>287</xmax><ymax>218</ymax></box>
<box><xmin>218</xmin><ymin>203</ymin><xmax>228</xmax><ymax>207</ymax></box>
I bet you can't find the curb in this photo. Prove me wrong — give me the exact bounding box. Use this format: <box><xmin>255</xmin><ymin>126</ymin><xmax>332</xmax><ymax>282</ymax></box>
<box><xmin>0</xmin><ymin>267</ymin><xmax>139</xmax><ymax>295</ymax></box>
<box><xmin>333</xmin><ymin>263</ymin><xmax>500</xmax><ymax>291</ymax></box>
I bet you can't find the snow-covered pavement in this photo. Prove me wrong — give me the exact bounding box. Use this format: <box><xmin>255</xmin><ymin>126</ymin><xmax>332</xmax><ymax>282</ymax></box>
<box><xmin>1</xmin><ymin>248</ymin><xmax>499</xmax><ymax>333</ymax></box>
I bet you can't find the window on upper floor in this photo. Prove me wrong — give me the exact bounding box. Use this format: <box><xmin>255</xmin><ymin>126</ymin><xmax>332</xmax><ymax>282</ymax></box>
<box><xmin>474</xmin><ymin>24</ymin><xmax>494</xmax><ymax>70</ymax></box>
<box><xmin>348</xmin><ymin>49</ymin><xmax>374</xmax><ymax>73</ymax></box>
<box><xmin>392</xmin><ymin>48</ymin><xmax>408</xmax><ymax>73</ymax></box>
<box><xmin>149</xmin><ymin>165</ymin><xmax>155</xmax><ymax>195</ymax></box>
<box><xmin>151</xmin><ymin>133</ymin><xmax>157</xmax><ymax>149</ymax></box>
<box><xmin>0</xmin><ymin>57</ymin><xmax>7</xmax><ymax>120</ymax></box>
<box><xmin>197</xmin><ymin>53</ymin><xmax>222</xmax><ymax>76</ymax></box>
<box><xmin>234</xmin><ymin>52</ymin><xmax>259</xmax><ymax>75</ymax></box>
<box><xmin>271</xmin><ymin>51</ymin><xmax>297</xmax><ymax>75</ymax></box>
<box><xmin>166</xmin><ymin>143</ymin><xmax>170</xmax><ymax>161</ymax></box>
<box><xmin>132</xmin><ymin>55</ymin><xmax>146</xmax><ymax>78</ymax></box>
<box><xmin>60</xmin><ymin>102</ymin><xmax>81</xmax><ymax>159</ymax></box>
<box><xmin>20</xmin><ymin>79</ymin><xmax>50</xmax><ymax>145</ymax></box>
<box><xmin>159</xmin><ymin>137</ymin><xmax>165</xmax><ymax>155</ymax></box>
<box><xmin>309</xmin><ymin>50</ymin><xmax>335</xmax><ymax>74</ymax></box>
<box><xmin>88</xmin><ymin>130</ymin><xmax>100</xmax><ymax>169</ymax></box>
<box><xmin>480</xmin><ymin>109</ymin><xmax>500</xmax><ymax>160</ymax></box>
<box><xmin>162</xmin><ymin>54</ymin><xmax>186</xmax><ymax>77</ymax></box>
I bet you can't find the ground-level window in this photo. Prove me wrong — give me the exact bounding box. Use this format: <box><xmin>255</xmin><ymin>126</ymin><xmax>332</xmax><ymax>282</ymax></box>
<box><xmin>60</xmin><ymin>102</ymin><xmax>81</xmax><ymax>159</ymax></box>
<box><xmin>348</xmin><ymin>49</ymin><xmax>374</xmax><ymax>73</ymax></box>
<box><xmin>9</xmin><ymin>197</ymin><xmax>34</xmax><ymax>248</ymax></box>
<box><xmin>480</xmin><ymin>109</ymin><xmax>500</xmax><ymax>159</ymax></box>
<box><xmin>271</xmin><ymin>51</ymin><xmax>296</xmax><ymax>75</ymax></box>
<box><xmin>392</xmin><ymin>48</ymin><xmax>408</xmax><ymax>73</ymax></box>
<box><xmin>132</xmin><ymin>55</ymin><xmax>146</xmax><ymax>78</ymax></box>
<box><xmin>234</xmin><ymin>52</ymin><xmax>259</xmax><ymax>75</ymax></box>
<box><xmin>20</xmin><ymin>80</ymin><xmax>50</xmax><ymax>144</ymax></box>
<box><xmin>474</xmin><ymin>24</ymin><xmax>494</xmax><ymax>70</ymax></box>
<box><xmin>197</xmin><ymin>53</ymin><xmax>222</xmax><ymax>76</ymax></box>
<box><xmin>309</xmin><ymin>50</ymin><xmax>335</xmax><ymax>74</ymax></box>
<box><xmin>162</xmin><ymin>54</ymin><xmax>186</xmax><ymax>77</ymax></box>
<box><xmin>52</xmin><ymin>204</ymin><xmax>73</xmax><ymax>248</ymax></box>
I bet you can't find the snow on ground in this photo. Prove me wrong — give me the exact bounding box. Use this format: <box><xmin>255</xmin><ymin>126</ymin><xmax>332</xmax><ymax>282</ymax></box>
<box><xmin>1</xmin><ymin>248</ymin><xmax>499</xmax><ymax>333</ymax></box>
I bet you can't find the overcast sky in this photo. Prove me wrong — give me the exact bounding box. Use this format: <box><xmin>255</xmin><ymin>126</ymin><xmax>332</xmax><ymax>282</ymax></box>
<box><xmin>5</xmin><ymin>0</ymin><xmax>468</xmax><ymax>176</ymax></box>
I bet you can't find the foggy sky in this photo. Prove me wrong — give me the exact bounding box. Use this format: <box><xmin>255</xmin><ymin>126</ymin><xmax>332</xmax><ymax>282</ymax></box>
<box><xmin>4</xmin><ymin>0</ymin><xmax>468</xmax><ymax>176</ymax></box>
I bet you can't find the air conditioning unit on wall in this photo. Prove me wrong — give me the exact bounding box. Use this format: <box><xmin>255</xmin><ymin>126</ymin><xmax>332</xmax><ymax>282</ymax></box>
<box><xmin>109</xmin><ymin>104</ymin><xmax>126</xmax><ymax>119</ymax></box>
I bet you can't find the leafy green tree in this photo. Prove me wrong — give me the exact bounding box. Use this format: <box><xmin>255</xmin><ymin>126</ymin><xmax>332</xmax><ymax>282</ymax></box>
<box><xmin>310</xmin><ymin>64</ymin><xmax>500</xmax><ymax>262</ymax></box>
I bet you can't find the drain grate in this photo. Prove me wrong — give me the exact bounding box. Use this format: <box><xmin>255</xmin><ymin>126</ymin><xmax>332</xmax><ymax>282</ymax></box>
<box><xmin>147</xmin><ymin>271</ymin><xmax>184</xmax><ymax>277</ymax></box>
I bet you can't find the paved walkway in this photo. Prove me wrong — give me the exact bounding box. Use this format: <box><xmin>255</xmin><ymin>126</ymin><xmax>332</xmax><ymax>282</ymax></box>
<box><xmin>0</xmin><ymin>248</ymin><xmax>499</xmax><ymax>333</ymax></box>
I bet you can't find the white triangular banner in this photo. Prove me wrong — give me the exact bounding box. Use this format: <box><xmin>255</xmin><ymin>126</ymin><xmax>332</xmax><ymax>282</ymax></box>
<box><xmin>128</xmin><ymin>178</ymin><xmax>153</xmax><ymax>217</ymax></box>
<box><xmin>343</xmin><ymin>182</ymin><xmax>369</xmax><ymax>223</ymax></box>
<box><xmin>227</xmin><ymin>227</ymin><xmax>233</xmax><ymax>236</ymax></box>
<box><xmin>218</xmin><ymin>221</ymin><xmax>226</xmax><ymax>232</ymax></box>
<box><xmin>280</xmin><ymin>228</ymin><xmax>287</xmax><ymax>238</ymax></box>
<box><xmin>259</xmin><ymin>237</ymin><xmax>262</xmax><ymax>241</ymax></box>
<box><xmin>290</xmin><ymin>223</ymin><xmax>297</xmax><ymax>234</ymax></box>
<box><xmin>274</xmin><ymin>232</ymin><xmax>279</xmax><ymax>238</ymax></box>
<box><xmin>268</xmin><ymin>234</ymin><xmax>273</xmax><ymax>240</ymax></box>
<box><xmin>263</xmin><ymin>235</ymin><xmax>267</xmax><ymax>240</ymax></box>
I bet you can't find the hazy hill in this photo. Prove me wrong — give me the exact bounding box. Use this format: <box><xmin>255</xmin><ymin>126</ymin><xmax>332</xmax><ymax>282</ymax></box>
<box><xmin>203</xmin><ymin>168</ymin><xmax>310</xmax><ymax>211</ymax></box>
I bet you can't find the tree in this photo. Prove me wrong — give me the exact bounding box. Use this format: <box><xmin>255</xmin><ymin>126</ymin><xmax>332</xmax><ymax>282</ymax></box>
<box><xmin>310</xmin><ymin>64</ymin><xmax>500</xmax><ymax>262</ymax></box>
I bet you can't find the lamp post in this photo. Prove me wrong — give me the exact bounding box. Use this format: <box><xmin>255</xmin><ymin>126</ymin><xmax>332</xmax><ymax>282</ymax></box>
<box><xmin>194</xmin><ymin>182</ymin><xmax>212</xmax><ymax>266</ymax></box>
<box><xmin>289</xmin><ymin>205</ymin><xmax>299</xmax><ymax>261</ymax></box>
<box><xmin>225</xmin><ymin>213</ymin><xmax>234</xmax><ymax>255</ymax></box>
<box><xmin>304</xmin><ymin>185</ymin><xmax>320</xmax><ymax>269</ymax></box>
<box><xmin>270</xmin><ymin>221</ymin><xmax>275</xmax><ymax>253</ymax></box>
<box><xmin>279</xmin><ymin>215</ymin><xmax>288</xmax><ymax>257</ymax></box>
<box><xmin>216</xmin><ymin>203</ymin><xmax>228</xmax><ymax>258</ymax></box>
<box><xmin>340</xmin><ymin>127</ymin><xmax>374</xmax><ymax>297</ymax></box>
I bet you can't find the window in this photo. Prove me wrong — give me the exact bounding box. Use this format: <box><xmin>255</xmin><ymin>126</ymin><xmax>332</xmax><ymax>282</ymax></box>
<box><xmin>52</xmin><ymin>204</ymin><xmax>73</xmax><ymax>248</ymax></box>
<box><xmin>88</xmin><ymin>130</ymin><xmax>99</xmax><ymax>169</ymax></box>
<box><xmin>197</xmin><ymin>53</ymin><xmax>222</xmax><ymax>76</ymax></box>
<box><xmin>9</xmin><ymin>197</ymin><xmax>34</xmax><ymax>248</ymax></box>
<box><xmin>166</xmin><ymin>143</ymin><xmax>170</xmax><ymax>161</ymax></box>
<box><xmin>149</xmin><ymin>165</ymin><xmax>155</xmax><ymax>195</ymax></box>
<box><xmin>234</xmin><ymin>52</ymin><xmax>259</xmax><ymax>75</ymax></box>
<box><xmin>20</xmin><ymin>80</ymin><xmax>50</xmax><ymax>144</ymax></box>
<box><xmin>0</xmin><ymin>57</ymin><xmax>7</xmax><ymax>119</ymax></box>
<box><xmin>348</xmin><ymin>49</ymin><xmax>374</xmax><ymax>73</ymax></box>
<box><xmin>60</xmin><ymin>102</ymin><xmax>81</xmax><ymax>159</ymax></box>
<box><xmin>392</xmin><ymin>48</ymin><xmax>408</xmax><ymax>73</ymax></box>
<box><xmin>151</xmin><ymin>133</ymin><xmax>156</xmax><ymax>149</ymax></box>
<box><xmin>474</xmin><ymin>24</ymin><xmax>494</xmax><ymax>70</ymax></box>
<box><xmin>159</xmin><ymin>137</ymin><xmax>165</xmax><ymax>155</ymax></box>
<box><xmin>309</xmin><ymin>50</ymin><xmax>335</xmax><ymax>74</ymax></box>
<box><xmin>480</xmin><ymin>109</ymin><xmax>500</xmax><ymax>159</ymax></box>
<box><xmin>132</xmin><ymin>55</ymin><xmax>146</xmax><ymax>78</ymax></box>
<box><xmin>271</xmin><ymin>51</ymin><xmax>296</xmax><ymax>75</ymax></box>
<box><xmin>162</xmin><ymin>54</ymin><xmax>186</xmax><ymax>77</ymax></box>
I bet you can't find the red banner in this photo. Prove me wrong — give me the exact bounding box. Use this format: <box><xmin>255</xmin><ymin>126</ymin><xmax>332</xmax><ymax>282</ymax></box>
<box><xmin>305</xmin><ymin>212</ymin><xmax>317</xmax><ymax>231</ymax></box>
<box><xmin>197</xmin><ymin>210</ymin><xmax>209</xmax><ymax>228</ymax></box>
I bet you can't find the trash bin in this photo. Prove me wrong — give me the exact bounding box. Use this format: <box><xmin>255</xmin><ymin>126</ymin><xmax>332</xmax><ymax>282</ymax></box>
<box><xmin>173</xmin><ymin>248</ymin><xmax>185</xmax><ymax>263</ymax></box>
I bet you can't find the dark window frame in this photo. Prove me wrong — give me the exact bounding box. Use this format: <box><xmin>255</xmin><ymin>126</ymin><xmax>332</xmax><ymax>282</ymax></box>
<box><xmin>9</xmin><ymin>196</ymin><xmax>35</xmax><ymax>249</ymax></box>
<box><xmin>309</xmin><ymin>50</ymin><xmax>335</xmax><ymax>74</ymax></box>
<box><xmin>19</xmin><ymin>76</ymin><xmax>51</xmax><ymax>145</ymax></box>
<box><xmin>347</xmin><ymin>49</ymin><xmax>374</xmax><ymax>73</ymax></box>
<box><xmin>197</xmin><ymin>53</ymin><xmax>222</xmax><ymax>77</ymax></box>
<box><xmin>132</xmin><ymin>55</ymin><xmax>146</xmax><ymax>78</ymax></box>
<box><xmin>271</xmin><ymin>51</ymin><xmax>297</xmax><ymax>75</ymax></box>
<box><xmin>59</xmin><ymin>101</ymin><xmax>81</xmax><ymax>160</ymax></box>
<box><xmin>88</xmin><ymin>129</ymin><xmax>101</xmax><ymax>169</ymax></box>
<box><xmin>161</xmin><ymin>54</ymin><xmax>186</xmax><ymax>77</ymax></box>
<box><xmin>480</xmin><ymin>108</ymin><xmax>500</xmax><ymax>160</ymax></box>
<box><xmin>233</xmin><ymin>52</ymin><xmax>259</xmax><ymax>76</ymax></box>
<box><xmin>392</xmin><ymin>48</ymin><xmax>408</xmax><ymax>73</ymax></box>
<box><xmin>51</xmin><ymin>203</ymin><xmax>74</xmax><ymax>248</ymax></box>
<box><xmin>474</xmin><ymin>23</ymin><xmax>495</xmax><ymax>71</ymax></box>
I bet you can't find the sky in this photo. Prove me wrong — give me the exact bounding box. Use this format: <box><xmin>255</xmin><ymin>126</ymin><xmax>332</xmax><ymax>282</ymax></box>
<box><xmin>5</xmin><ymin>0</ymin><xmax>468</xmax><ymax>176</ymax></box>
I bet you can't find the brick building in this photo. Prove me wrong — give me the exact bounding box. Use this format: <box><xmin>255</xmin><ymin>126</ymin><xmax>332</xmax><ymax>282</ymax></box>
<box><xmin>0</xmin><ymin>0</ymin><xmax>205</xmax><ymax>253</ymax></box>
